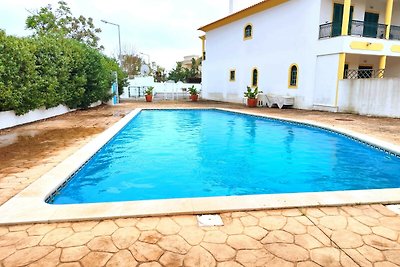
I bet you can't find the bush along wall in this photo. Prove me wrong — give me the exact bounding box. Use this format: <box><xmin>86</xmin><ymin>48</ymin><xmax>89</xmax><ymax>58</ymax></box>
<box><xmin>0</xmin><ymin>30</ymin><xmax>127</xmax><ymax>115</ymax></box>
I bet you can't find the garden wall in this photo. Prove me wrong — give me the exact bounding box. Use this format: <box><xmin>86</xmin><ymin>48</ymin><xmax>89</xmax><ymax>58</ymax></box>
<box><xmin>338</xmin><ymin>78</ymin><xmax>400</xmax><ymax>118</ymax></box>
<box><xmin>0</xmin><ymin>101</ymin><xmax>101</xmax><ymax>130</ymax></box>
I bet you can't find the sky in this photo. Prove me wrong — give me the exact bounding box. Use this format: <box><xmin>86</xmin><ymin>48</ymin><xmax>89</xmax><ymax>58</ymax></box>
<box><xmin>0</xmin><ymin>0</ymin><xmax>261</xmax><ymax>70</ymax></box>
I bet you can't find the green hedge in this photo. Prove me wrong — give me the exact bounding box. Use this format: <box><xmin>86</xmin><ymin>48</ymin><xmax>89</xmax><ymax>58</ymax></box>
<box><xmin>0</xmin><ymin>30</ymin><xmax>127</xmax><ymax>115</ymax></box>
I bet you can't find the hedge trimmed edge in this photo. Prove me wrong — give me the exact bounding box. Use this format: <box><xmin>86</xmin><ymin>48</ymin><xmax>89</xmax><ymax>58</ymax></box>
<box><xmin>0</xmin><ymin>30</ymin><xmax>127</xmax><ymax>115</ymax></box>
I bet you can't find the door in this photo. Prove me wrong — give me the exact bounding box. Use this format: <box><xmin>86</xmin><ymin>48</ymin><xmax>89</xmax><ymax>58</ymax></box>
<box><xmin>332</xmin><ymin>4</ymin><xmax>354</xmax><ymax>37</ymax></box>
<box><xmin>363</xmin><ymin>12</ymin><xmax>379</xmax><ymax>38</ymax></box>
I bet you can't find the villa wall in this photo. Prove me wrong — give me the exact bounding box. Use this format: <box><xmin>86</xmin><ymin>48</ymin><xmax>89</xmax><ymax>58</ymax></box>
<box><xmin>313</xmin><ymin>54</ymin><xmax>341</xmax><ymax>110</ymax></box>
<box><xmin>338</xmin><ymin>78</ymin><xmax>400</xmax><ymax>117</ymax></box>
<box><xmin>201</xmin><ymin>0</ymin><xmax>321</xmax><ymax>109</ymax></box>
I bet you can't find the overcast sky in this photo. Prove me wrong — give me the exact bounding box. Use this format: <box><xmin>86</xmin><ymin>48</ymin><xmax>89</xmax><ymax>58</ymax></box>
<box><xmin>1</xmin><ymin>0</ymin><xmax>261</xmax><ymax>70</ymax></box>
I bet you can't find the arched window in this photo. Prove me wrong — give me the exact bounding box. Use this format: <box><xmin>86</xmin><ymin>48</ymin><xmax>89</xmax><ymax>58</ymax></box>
<box><xmin>252</xmin><ymin>68</ymin><xmax>258</xmax><ymax>87</ymax></box>
<box><xmin>244</xmin><ymin>24</ymin><xmax>252</xmax><ymax>39</ymax></box>
<box><xmin>288</xmin><ymin>64</ymin><xmax>298</xmax><ymax>88</ymax></box>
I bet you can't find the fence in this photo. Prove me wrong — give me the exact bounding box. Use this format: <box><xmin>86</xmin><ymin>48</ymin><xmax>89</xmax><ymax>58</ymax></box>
<box><xmin>121</xmin><ymin>77</ymin><xmax>202</xmax><ymax>101</ymax></box>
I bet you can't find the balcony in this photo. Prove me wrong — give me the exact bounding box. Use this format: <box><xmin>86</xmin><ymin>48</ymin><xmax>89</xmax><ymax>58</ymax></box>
<box><xmin>319</xmin><ymin>20</ymin><xmax>400</xmax><ymax>41</ymax></box>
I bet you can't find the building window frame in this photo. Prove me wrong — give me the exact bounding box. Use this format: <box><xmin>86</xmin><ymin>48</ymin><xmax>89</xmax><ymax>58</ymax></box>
<box><xmin>251</xmin><ymin>68</ymin><xmax>258</xmax><ymax>87</ymax></box>
<box><xmin>244</xmin><ymin>24</ymin><xmax>253</xmax><ymax>40</ymax></box>
<box><xmin>288</xmin><ymin>64</ymin><xmax>299</xmax><ymax>88</ymax></box>
<box><xmin>229</xmin><ymin>69</ymin><xmax>236</xmax><ymax>82</ymax></box>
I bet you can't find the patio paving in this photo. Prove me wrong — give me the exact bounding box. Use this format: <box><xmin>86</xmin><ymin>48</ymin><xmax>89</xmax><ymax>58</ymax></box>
<box><xmin>1</xmin><ymin>100</ymin><xmax>400</xmax><ymax>266</ymax></box>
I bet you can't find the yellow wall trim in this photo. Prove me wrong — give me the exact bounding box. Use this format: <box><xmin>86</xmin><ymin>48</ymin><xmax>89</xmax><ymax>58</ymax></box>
<box><xmin>335</xmin><ymin>53</ymin><xmax>346</xmax><ymax>107</ymax></box>
<box><xmin>199</xmin><ymin>36</ymin><xmax>206</xmax><ymax>60</ymax></box>
<box><xmin>391</xmin><ymin>45</ymin><xmax>400</xmax><ymax>53</ymax></box>
<box><xmin>198</xmin><ymin>0</ymin><xmax>289</xmax><ymax>32</ymax></box>
<box><xmin>341</xmin><ymin>0</ymin><xmax>351</xmax><ymax>35</ymax></box>
<box><xmin>379</xmin><ymin>56</ymin><xmax>387</xmax><ymax>71</ymax></box>
<box><xmin>350</xmin><ymin>41</ymin><xmax>384</xmax><ymax>51</ymax></box>
<box><xmin>385</xmin><ymin>0</ymin><xmax>394</xmax><ymax>39</ymax></box>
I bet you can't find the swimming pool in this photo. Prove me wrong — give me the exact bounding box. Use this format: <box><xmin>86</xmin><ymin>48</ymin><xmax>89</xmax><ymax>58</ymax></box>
<box><xmin>49</xmin><ymin>109</ymin><xmax>400</xmax><ymax>204</ymax></box>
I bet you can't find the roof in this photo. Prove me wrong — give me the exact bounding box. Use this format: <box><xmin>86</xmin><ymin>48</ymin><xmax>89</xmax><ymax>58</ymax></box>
<box><xmin>198</xmin><ymin>0</ymin><xmax>288</xmax><ymax>32</ymax></box>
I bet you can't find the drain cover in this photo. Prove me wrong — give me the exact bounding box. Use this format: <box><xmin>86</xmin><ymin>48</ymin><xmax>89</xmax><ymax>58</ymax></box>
<box><xmin>386</xmin><ymin>205</ymin><xmax>400</xmax><ymax>215</ymax></box>
<box><xmin>197</xmin><ymin>214</ymin><xmax>224</xmax><ymax>227</ymax></box>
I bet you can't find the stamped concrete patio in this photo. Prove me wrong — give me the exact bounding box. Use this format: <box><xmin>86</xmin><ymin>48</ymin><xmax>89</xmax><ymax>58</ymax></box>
<box><xmin>0</xmin><ymin>100</ymin><xmax>400</xmax><ymax>266</ymax></box>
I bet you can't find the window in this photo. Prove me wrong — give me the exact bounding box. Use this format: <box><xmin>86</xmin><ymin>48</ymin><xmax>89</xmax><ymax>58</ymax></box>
<box><xmin>229</xmin><ymin>70</ymin><xmax>236</xmax><ymax>81</ymax></box>
<box><xmin>252</xmin><ymin>68</ymin><xmax>258</xmax><ymax>87</ymax></box>
<box><xmin>244</xmin><ymin>24</ymin><xmax>252</xmax><ymax>39</ymax></box>
<box><xmin>288</xmin><ymin>64</ymin><xmax>298</xmax><ymax>88</ymax></box>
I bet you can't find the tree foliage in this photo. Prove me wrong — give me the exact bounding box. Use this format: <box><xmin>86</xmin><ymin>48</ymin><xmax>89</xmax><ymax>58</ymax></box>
<box><xmin>121</xmin><ymin>54</ymin><xmax>143</xmax><ymax>78</ymax></box>
<box><xmin>167</xmin><ymin>58</ymin><xmax>202</xmax><ymax>83</ymax></box>
<box><xmin>26</xmin><ymin>1</ymin><xmax>102</xmax><ymax>49</ymax></box>
<box><xmin>0</xmin><ymin>31</ymin><xmax>127</xmax><ymax>115</ymax></box>
<box><xmin>167</xmin><ymin>62</ymin><xmax>186</xmax><ymax>82</ymax></box>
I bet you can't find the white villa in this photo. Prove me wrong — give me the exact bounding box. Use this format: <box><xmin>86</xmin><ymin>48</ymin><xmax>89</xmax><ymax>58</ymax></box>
<box><xmin>198</xmin><ymin>0</ymin><xmax>400</xmax><ymax>117</ymax></box>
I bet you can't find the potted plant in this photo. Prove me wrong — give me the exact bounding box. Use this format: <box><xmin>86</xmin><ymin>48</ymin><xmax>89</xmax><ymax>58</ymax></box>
<box><xmin>244</xmin><ymin>86</ymin><xmax>262</xmax><ymax>107</ymax></box>
<box><xmin>188</xmin><ymin>85</ymin><xmax>199</xmax><ymax>102</ymax></box>
<box><xmin>144</xmin><ymin>86</ymin><xmax>154</xmax><ymax>102</ymax></box>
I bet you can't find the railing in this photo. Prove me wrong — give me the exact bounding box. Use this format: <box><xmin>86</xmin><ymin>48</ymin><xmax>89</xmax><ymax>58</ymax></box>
<box><xmin>390</xmin><ymin>25</ymin><xmax>400</xmax><ymax>40</ymax></box>
<box><xmin>345</xmin><ymin>69</ymin><xmax>385</xmax><ymax>79</ymax></box>
<box><xmin>319</xmin><ymin>22</ymin><xmax>334</xmax><ymax>39</ymax></box>
<box><xmin>349</xmin><ymin>20</ymin><xmax>387</xmax><ymax>39</ymax></box>
<box><xmin>319</xmin><ymin>20</ymin><xmax>389</xmax><ymax>39</ymax></box>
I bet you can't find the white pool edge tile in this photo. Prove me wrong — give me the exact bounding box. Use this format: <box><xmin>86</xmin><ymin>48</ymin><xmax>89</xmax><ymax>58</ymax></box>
<box><xmin>0</xmin><ymin>107</ymin><xmax>400</xmax><ymax>225</ymax></box>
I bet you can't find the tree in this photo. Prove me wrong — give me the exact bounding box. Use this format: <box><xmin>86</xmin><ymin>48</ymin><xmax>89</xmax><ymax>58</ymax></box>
<box><xmin>167</xmin><ymin>62</ymin><xmax>187</xmax><ymax>82</ymax></box>
<box><xmin>26</xmin><ymin>1</ymin><xmax>102</xmax><ymax>49</ymax></box>
<box><xmin>167</xmin><ymin>58</ymin><xmax>202</xmax><ymax>83</ymax></box>
<box><xmin>153</xmin><ymin>65</ymin><xmax>167</xmax><ymax>82</ymax></box>
<box><xmin>188</xmin><ymin>57</ymin><xmax>201</xmax><ymax>78</ymax></box>
<box><xmin>121</xmin><ymin>54</ymin><xmax>143</xmax><ymax>78</ymax></box>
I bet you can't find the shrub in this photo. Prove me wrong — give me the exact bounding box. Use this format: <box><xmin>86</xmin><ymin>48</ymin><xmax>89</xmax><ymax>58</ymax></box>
<box><xmin>0</xmin><ymin>31</ymin><xmax>127</xmax><ymax>114</ymax></box>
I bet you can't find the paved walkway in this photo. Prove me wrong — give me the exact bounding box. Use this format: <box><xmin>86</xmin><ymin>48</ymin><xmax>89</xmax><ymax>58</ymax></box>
<box><xmin>1</xmin><ymin>101</ymin><xmax>400</xmax><ymax>266</ymax></box>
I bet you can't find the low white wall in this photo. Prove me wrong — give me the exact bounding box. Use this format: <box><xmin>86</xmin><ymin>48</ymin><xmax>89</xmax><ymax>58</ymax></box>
<box><xmin>0</xmin><ymin>101</ymin><xmax>102</xmax><ymax>130</ymax></box>
<box><xmin>338</xmin><ymin>78</ymin><xmax>400</xmax><ymax>117</ymax></box>
<box><xmin>0</xmin><ymin>105</ymin><xmax>71</xmax><ymax>130</ymax></box>
<box><xmin>121</xmin><ymin>77</ymin><xmax>201</xmax><ymax>99</ymax></box>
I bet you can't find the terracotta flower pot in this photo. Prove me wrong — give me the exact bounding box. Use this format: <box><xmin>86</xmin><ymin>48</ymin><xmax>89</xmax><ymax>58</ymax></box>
<box><xmin>247</xmin><ymin>98</ymin><xmax>257</xmax><ymax>107</ymax></box>
<box><xmin>145</xmin><ymin>95</ymin><xmax>153</xmax><ymax>102</ymax></box>
<box><xmin>190</xmin><ymin>94</ymin><xmax>199</xmax><ymax>102</ymax></box>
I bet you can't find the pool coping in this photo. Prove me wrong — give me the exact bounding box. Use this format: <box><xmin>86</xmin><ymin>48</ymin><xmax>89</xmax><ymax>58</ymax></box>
<box><xmin>0</xmin><ymin>107</ymin><xmax>400</xmax><ymax>225</ymax></box>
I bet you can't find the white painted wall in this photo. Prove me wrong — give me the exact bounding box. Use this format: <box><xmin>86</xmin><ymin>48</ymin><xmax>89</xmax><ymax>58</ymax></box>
<box><xmin>392</xmin><ymin>1</ymin><xmax>400</xmax><ymax>25</ymax></box>
<box><xmin>0</xmin><ymin>105</ymin><xmax>71</xmax><ymax>130</ymax></box>
<box><xmin>202</xmin><ymin>0</ymin><xmax>321</xmax><ymax>109</ymax></box>
<box><xmin>385</xmin><ymin>57</ymin><xmax>400</xmax><ymax>77</ymax></box>
<box><xmin>121</xmin><ymin>77</ymin><xmax>201</xmax><ymax>99</ymax></box>
<box><xmin>313</xmin><ymin>54</ymin><xmax>340</xmax><ymax>107</ymax></box>
<box><xmin>338</xmin><ymin>78</ymin><xmax>400</xmax><ymax>117</ymax></box>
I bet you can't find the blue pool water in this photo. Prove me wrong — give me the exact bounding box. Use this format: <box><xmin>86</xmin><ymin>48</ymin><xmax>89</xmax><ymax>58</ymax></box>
<box><xmin>49</xmin><ymin>110</ymin><xmax>400</xmax><ymax>204</ymax></box>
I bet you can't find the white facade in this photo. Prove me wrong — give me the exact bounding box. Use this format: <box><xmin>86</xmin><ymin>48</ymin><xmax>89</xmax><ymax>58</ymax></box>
<box><xmin>199</xmin><ymin>0</ymin><xmax>400</xmax><ymax>115</ymax></box>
